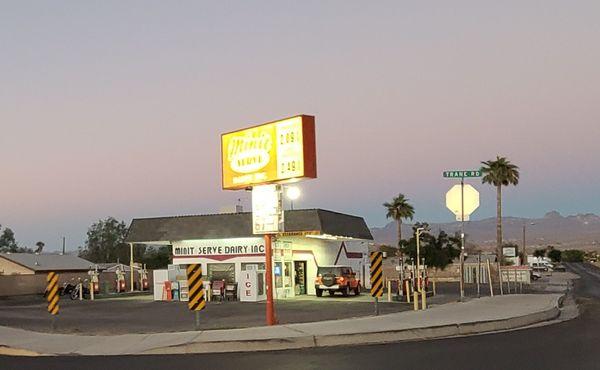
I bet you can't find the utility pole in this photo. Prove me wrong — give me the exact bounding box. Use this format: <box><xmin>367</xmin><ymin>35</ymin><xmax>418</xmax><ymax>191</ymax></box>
<box><xmin>416</xmin><ymin>228</ymin><xmax>425</xmax><ymax>293</ymax></box>
<box><xmin>62</xmin><ymin>237</ymin><xmax>66</xmax><ymax>255</ymax></box>
<box><xmin>522</xmin><ymin>224</ymin><xmax>526</xmax><ymax>266</ymax></box>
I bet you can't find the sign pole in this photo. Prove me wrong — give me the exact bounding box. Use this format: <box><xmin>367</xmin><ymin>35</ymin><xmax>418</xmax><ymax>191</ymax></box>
<box><xmin>265</xmin><ymin>234</ymin><xmax>276</xmax><ymax>325</ymax></box>
<box><xmin>459</xmin><ymin>177</ymin><xmax>465</xmax><ymax>301</ymax></box>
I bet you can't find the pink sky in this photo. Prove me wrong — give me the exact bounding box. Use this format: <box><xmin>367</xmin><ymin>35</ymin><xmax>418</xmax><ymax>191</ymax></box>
<box><xmin>1</xmin><ymin>1</ymin><xmax>599</xmax><ymax>250</ymax></box>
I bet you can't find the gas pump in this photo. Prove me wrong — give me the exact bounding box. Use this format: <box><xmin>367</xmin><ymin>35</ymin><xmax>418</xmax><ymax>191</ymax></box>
<box><xmin>115</xmin><ymin>267</ymin><xmax>126</xmax><ymax>293</ymax></box>
<box><xmin>87</xmin><ymin>266</ymin><xmax>100</xmax><ymax>299</ymax></box>
<box><xmin>140</xmin><ymin>265</ymin><xmax>149</xmax><ymax>291</ymax></box>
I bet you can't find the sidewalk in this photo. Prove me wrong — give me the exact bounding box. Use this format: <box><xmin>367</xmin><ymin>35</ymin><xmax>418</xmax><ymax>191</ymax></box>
<box><xmin>0</xmin><ymin>294</ymin><xmax>563</xmax><ymax>356</ymax></box>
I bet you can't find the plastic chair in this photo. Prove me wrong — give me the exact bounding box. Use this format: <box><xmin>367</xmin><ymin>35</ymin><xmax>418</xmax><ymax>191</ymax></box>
<box><xmin>211</xmin><ymin>280</ymin><xmax>225</xmax><ymax>301</ymax></box>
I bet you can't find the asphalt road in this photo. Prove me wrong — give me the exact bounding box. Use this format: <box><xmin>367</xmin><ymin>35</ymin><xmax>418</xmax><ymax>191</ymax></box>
<box><xmin>0</xmin><ymin>283</ymin><xmax>466</xmax><ymax>334</ymax></box>
<box><xmin>2</xmin><ymin>264</ymin><xmax>597</xmax><ymax>369</ymax></box>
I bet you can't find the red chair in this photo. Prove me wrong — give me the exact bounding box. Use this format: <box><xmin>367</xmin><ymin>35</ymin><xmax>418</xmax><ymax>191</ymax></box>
<box><xmin>211</xmin><ymin>280</ymin><xmax>225</xmax><ymax>302</ymax></box>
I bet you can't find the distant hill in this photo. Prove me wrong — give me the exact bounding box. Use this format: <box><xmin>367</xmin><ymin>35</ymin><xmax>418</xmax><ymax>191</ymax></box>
<box><xmin>370</xmin><ymin>211</ymin><xmax>600</xmax><ymax>250</ymax></box>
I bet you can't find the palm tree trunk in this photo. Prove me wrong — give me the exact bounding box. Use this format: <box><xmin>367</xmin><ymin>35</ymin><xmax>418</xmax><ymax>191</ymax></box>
<box><xmin>496</xmin><ymin>184</ymin><xmax>503</xmax><ymax>262</ymax></box>
<box><xmin>397</xmin><ymin>219</ymin><xmax>403</xmax><ymax>249</ymax></box>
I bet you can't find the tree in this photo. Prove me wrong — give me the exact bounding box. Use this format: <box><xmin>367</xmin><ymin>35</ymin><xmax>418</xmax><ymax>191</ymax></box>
<box><xmin>400</xmin><ymin>223</ymin><xmax>461</xmax><ymax>271</ymax></box>
<box><xmin>0</xmin><ymin>227</ymin><xmax>19</xmax><ymax>253</ymax></box>
<box><xmin>141</xmin><ymin>246</ymin><xmax>171</xmax><ymax>269</ymax></box>
<box><xmin>562</xmin><ymin>249</ymin><xmax>584</xmax><ymax>263</ymax></box>
<box><xmin>34</xmin><ymin>241</ymin><xmax>45</xmax><ymax>254</ymax></box>
<box><xmin>533</xmin><ymin>248</ymin><xmax>546</xmax><ymax>258</ymax></box>
<box><xmin>383</xmin><ymin>194</ymin><xmax>415</xmax><ymax>251</ymax></box>
<box><xmin>547</xmin><ymin>247</ymin><xmax>562</xmax><ymax>263</ymax></box>
<box><xmin>79</xmin><ymin>217</ymin><xmax>129</xmax><ymax>263</ymax></box>
<box><xmin>481</xmin><ymin>156</ymin><xmax>520</xmax><ymax>261</ymax></box>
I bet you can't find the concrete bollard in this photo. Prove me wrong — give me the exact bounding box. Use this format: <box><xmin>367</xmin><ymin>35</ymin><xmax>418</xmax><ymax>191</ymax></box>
<box><xmin>387</xmin><ymin>280</ymin><xmax>392</xmax><ymax>302</ymax></box>
<box><xmin>413</xmin><ymin>291</ymin><xmax>419</xmax><ymax>311</ymax></box>
<box><xmin>405</xmin><ymin>280</ymin><xmax>411</xmax><ymax>303</ymax></box>
<box><xmin>432</xmin><ymin>279</ymin><xmax>436</xmax><ymax>296</ymax></box>
<box><xmin>421</xmin><ymin>288</ymin><xmax>426</xmax><ymax>310</ymax></box>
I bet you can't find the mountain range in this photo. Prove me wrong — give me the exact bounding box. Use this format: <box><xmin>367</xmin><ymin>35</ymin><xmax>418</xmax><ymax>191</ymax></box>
<box><xmin>370</xmin><ymin>211</ymin><xmax>600</xmax><ymax>250</ymax></box>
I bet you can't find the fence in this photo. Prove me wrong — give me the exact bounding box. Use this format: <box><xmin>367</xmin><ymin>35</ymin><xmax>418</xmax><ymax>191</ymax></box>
<box><xmin>0</xmin><ymin>271</ymin><xmax>154</xmax><ymax>297</ymax></box>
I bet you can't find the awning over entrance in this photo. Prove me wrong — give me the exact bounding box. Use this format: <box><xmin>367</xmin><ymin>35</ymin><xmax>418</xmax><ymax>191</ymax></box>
<box><xmin>125</xmin><ymin>209</ymin><xmax>373</xmax><ymax>243</ymax></box>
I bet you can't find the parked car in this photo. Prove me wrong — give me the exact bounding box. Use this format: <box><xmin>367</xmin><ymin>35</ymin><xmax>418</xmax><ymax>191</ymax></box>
<box><xmin>531</xmin><ymin>262</ymin><xmax>549</xmax><ymax>272</ymax></box>
<box><xmin>553</xmin><ymin>264</ymin><xmax>567</xmax><ymax>272</ymax></box>
<box><xmin>530</xmin><ymin>270</ymin><xmax>542</xmax><ymax>281</ymax></box>
<box><xmin>315</xmin><ymin>266</ymin><xmax>361</xmax><ymax>297</ymax></box>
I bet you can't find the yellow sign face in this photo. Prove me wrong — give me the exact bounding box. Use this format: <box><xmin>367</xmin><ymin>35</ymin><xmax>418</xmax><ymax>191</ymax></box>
<box><xmin>222</xmin><ymin>115</ymin><xmax>316</xmax><ymax>190</ymax></box>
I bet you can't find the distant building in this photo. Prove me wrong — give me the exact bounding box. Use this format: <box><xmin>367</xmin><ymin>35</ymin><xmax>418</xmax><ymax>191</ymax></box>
<box><xmin>0</xmin><ymin>253</ymin><xmax>94</xmax><ymax>275</ymax></box>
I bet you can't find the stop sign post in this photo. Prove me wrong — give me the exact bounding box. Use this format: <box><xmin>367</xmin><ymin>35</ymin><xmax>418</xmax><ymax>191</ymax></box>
<box><xmin>443</xmin><ymin>169</ymin><xmax>481</xmax><ymax>301</ymax></box>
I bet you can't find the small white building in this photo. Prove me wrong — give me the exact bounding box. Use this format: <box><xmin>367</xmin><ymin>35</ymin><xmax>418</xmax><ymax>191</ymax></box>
<box><xmin>125</xmin><ymin>209</ymin><xmax>373</xmax><ymax>298</ymax></box>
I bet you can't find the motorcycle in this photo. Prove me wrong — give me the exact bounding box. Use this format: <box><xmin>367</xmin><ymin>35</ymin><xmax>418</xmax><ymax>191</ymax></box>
<box><xmin>60</xmin><ymin>281</ymin><xmax>77</xmax><ymax>296</ymax></box>
<box><xmin>70</xmin><ymin>280</ymin><xmax>90</xmax><ymax>300</ymax></box>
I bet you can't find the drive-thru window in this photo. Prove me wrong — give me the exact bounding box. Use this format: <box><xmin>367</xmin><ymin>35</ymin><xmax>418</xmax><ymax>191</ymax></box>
<box><xmin>125</xmin><ymin>209</ymin><xmax>373</xmax><ymax>300</ymax></box>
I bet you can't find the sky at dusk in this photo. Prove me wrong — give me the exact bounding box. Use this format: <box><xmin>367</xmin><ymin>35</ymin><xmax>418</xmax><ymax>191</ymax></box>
<box><xmin>1</xmin><ymin>1</ymin><xmax>599</xmax><ymax>251</ymax></box>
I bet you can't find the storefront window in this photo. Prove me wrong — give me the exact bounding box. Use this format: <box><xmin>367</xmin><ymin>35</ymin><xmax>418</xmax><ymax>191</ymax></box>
<box><xmin>274</xmin><ymin>262</ymin><xmax>283</xmax><ymax>288</ymax></box>
<box><xmin>207</xmin><ymin>263</ymin><xmax>235</xmax><ymax>283</ymax></box>
<box><xmin>241</xmin><ymin>263</ymin><xmax>265</xmax><ymax>271</ymax></box>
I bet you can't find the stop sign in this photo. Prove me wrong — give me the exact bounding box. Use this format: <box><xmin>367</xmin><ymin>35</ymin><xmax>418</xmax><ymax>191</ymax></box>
<box><xmin>446</xmin><ymin>184</ymin><xmax>480</xmax><ymax>221</ymax></box>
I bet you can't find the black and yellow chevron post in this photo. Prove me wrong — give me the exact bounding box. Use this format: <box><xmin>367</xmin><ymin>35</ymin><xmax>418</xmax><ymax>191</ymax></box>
<box><xmin>370</xmin><ymin>252</ymin><xmax>383</xmax><ymax>315</ymax></box>
<box><xmin>187</xmin><ymin>264</ymin><xmax>206</xmax><ymax>329</ymax></box>
<box><xmin>46</xmin><ymin>272</ymin><xmax>59</xmax><ymax>316</ymax></box>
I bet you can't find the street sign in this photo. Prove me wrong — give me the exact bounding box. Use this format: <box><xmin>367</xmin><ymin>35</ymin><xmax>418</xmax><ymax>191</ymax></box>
<box><xmin>446</xmin><ymin>184</ymin><xmax>480</xmax><ymax>220</ymax></box>
<box><xmin>187</xmin><ymin>264</ymin><xmax>206</xmax><ymax>311</ymax></box>
<box><xmin>370</xmin><ymin>252</ymin><xmax>384</xmax><ymax>298</ymax></box>
<box><xmin>252</xmin><ymin>184</ymin><xmax>284</xmax><ymax>234</ymax></box>
<box><xmin>46</xmin><ymin>272</ymin><xmax>59</xmax><ymax>315</ymax></box>
<box><xmin>443</xmin><ymin>170</ymin><xmax>482</xmax><ymax>178</ymax></box>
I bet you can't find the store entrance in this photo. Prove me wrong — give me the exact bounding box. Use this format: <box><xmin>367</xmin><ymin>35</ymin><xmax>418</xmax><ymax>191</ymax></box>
<box><xmin>294</xmin><ymin>261</ymin><xmax>307</xmax><ymax>295</ymax></box>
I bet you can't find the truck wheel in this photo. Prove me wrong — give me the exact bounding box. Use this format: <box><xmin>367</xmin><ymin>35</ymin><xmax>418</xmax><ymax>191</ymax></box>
<box><xmin>328</xmin><ymin>290</ymin><xmax>336</xmax><ymax>296</ymax></box>
<box><xmin>342</xmin><ymin>286</ymin><xmax>349</xmax><ymax>297</ymax></box>
<box><xmin>354</xmin><ymin>285</ymin><xmax>361</xmax><ymax>295</ymax></box>
<box><xmin>316</xmin><ymin>288</ymin><xmax>323</xmax><ymax>297</ymax></box>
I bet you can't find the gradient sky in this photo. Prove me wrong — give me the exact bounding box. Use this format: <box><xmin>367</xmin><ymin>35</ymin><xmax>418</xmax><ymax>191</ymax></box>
<box><xmin>1</xmin><ymin>1</ymin><xmax>599</xmax><ymax>251</ymax></box>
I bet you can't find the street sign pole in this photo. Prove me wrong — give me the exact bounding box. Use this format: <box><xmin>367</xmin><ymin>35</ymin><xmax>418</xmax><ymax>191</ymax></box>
<box><xmin>265</xmin><ymin>233</ymin><xmax>276</xmax><ymax>325</ymax></box>
<box><xmin>444</xmin><ymin>169</ymin><xmax>481</xmax><ymax>302</ymax></box>
<box><xmin>460</xmin><ymin>177</ymin><xmax>465</xmax><ymax>302</ymax></box>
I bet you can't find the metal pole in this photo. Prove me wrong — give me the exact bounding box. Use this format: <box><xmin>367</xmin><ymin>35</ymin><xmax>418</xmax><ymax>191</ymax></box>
<box><xmin>374</xmin><ymin>297</ymin><xmax>379</xmax><ymax>316</ymax></box>
<box><xmin>522</xmin><ymin>224</ymin><xmax>526</xmax><ymax>266</ymax></box>
<box><xmin>477</xmin><ymin>253</ymin><xmax>481</xmax><ymax>298</ymax></box>
<box><xmin>416</xmin><ymin>231</ymin><xmax>420</xmax><ymax>293</ymax></box>
<box><xmin>459</xmin><ymin>178</ymin><xmax>465</xmax><ymax>301</ymax></box>
<box><xmin>487</xmin><ymin>259</ymin><xmax>494</xmax><ymax>297</ymax></box>
<box><xmin>195</xmin><ymin>311</ymin><xmax>200</xmax><ymax>330</ymax></box>
<box><xmin>130</xmin><ymin>243</ymin><xmax>134</xmax><ymax>292</ymax></box>
<box><xmin>264</xmin><ymin>234</ymin><xmax>276</xmax><ymax>325</ymax></box>
<box><xmin>498</xmin><ymin>262</ymin><xmax>504</xmax><ymax>295</ymax></box>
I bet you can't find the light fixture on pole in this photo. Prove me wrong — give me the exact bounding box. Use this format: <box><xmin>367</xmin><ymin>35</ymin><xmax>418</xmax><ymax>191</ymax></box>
<box><xmin>286</xmin><ymin>186</ymin><xmax>301</xmax><ymax>210</ymax></box>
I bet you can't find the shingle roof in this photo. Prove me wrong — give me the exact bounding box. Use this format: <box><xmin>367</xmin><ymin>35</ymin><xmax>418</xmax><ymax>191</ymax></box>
<box><xmin>0</xmin><ymin>253</ymin><xmax>94</xmax><ymax>272</ymax></box>
<box><xmin>125</xmin><ymin>209</ymin><xmax>373</xmax><ymax>243</ymax></box>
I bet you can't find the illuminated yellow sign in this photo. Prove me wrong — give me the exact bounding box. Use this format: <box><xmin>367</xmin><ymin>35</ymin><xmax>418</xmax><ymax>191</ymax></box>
<box><xmin>222</xmin><ymin>115</ymin><xmax>316</xmax><ymax>190</ymax></box>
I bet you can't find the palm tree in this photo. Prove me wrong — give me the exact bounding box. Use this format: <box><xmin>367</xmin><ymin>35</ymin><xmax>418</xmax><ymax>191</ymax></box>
<box><xmin>383</xmin><ymin>194</ymin><xmax>415</xmax><ymax>250</ymax></box>
<box><xmin>480</xmin><ymin>156</ymin><xmax>520</xmax><ymax>261</ymax></box>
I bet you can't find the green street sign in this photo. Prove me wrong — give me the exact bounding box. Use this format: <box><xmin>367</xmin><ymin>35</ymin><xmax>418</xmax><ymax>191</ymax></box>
<box><xmin>443</xmin><ymin>170</ymin><xmax>482</xmax><ymax>178</ymax></box>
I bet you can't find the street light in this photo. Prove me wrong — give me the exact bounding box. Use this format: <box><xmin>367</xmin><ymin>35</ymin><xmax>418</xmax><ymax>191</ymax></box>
<box><xmin>286</xmin><ymin>186</ymin><xmax>301</xmax><ymax>210</ymax></box>
<box><xmin>522</xmin><ymin>222</ymin><xmax>536</xmax><ymax>265</ymax></box>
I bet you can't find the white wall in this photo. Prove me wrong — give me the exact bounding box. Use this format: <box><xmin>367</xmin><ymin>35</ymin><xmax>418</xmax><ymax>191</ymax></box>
<box><xmin>172</xmin><ymin>237</ymin><xmax>370</xmax><ymax>297</ymax></box>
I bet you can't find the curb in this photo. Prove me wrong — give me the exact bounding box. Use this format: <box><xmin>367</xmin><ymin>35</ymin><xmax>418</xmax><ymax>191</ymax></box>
<box><xmin>140</xmin><ymin>303</ymin><xmax>561</xmax><ymax>355</ymax></box>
